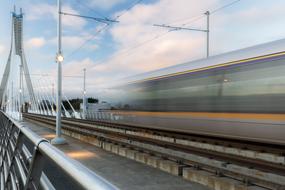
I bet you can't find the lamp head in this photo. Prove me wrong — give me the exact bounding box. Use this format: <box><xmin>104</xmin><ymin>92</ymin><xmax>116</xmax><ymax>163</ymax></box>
<box><xmin>56</xmin><ymin>53</ymin><xmax>64</xmax><ymax>62</ymax></box>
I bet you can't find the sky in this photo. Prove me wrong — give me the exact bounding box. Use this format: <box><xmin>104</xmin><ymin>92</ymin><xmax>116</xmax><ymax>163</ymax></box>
<box><xmin>1</xmin><ymin>0</ymin><xmax>285</xmax><ymax>100</ymax></box>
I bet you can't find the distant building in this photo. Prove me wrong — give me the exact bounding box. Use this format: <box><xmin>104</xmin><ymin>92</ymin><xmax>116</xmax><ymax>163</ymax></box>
<box><xmin>80</xmin><ymin>102</ymin><xmax>111</xmax><ymax>112</ymax></box>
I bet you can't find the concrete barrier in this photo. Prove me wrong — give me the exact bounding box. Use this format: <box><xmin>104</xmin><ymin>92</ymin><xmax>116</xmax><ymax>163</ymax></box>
<box><xmin>147</xmin><ymin>156</ymin><xmax>161</xmax><ymax>168</ymax></box>
<box><xmin>118</xmin><ymin>147</ymin><xmax>128</xmax><ymax>156</ymax></box>
<box><xmin>135</xmin><ymin>152</ymin><xmax>149</xmax><ymax>164</ymax></box>
<box><xmin>125</xmin><ymin>149</ymin><xmax>138</xmax><ymax>160</ymax></box>
<box><xmin>158</xmin><ymin>160</ymin><xmax>184</xmax><ymax>176</ymax></box>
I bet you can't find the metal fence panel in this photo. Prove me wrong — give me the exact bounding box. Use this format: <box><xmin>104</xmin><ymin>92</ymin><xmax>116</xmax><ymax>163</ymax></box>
<box><xmin>0</xmin><ymin>111</ymin><xmax>118</xmax><ymax>190</ymax></box>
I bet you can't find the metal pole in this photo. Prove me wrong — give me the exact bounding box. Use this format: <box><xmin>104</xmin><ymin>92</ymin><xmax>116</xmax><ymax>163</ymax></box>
<box><xmin>52</xmin><ymin>0</ymin><xmax>65</xmax><ymax>145</ymax></box>
<box><xmin>19</xmin><ymin>65</ymin><xmax>23</xmax><ymax>120</ymax></box>
<box><xmin>51</xmin><ymin>82</ymin><xmax>55</xmax><ymax>114</ymax></box>
<box><xmin>11</xmin><ymin>82</ymin><xmax>13</xmax><ymax>114</ymax></box>
<box><xmin>205</xmin><ymin>11</ymin><xmax>210</xmax><ymax>58</ymax></box>
<box><xmin>83</xmin><ymin>68</ymin><xmax>86</xmax><ymax>119</ymax></box>
<box><xmin>52</xmin><ymin>83</ymin><xmax>55</xmax><ymax>99</ymax></box>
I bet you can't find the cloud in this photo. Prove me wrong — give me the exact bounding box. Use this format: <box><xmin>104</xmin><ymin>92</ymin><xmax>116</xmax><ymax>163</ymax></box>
<box><xmin>96</xmin><ymin>0</ymin><xmax>219</xmax><ymax>77</ymax></box>
<box><xmin>99</xmin><ymin>0</ymin><xmax>285</xmax><ymax>83</ymax></box>
<box><xmin>63</xmin><ymin>58</ymin><xmax>94</xmax><ymax>76</ymax></box>
<box><xmin>48</xmin><ymin>34</ymin><xmax>100</xmax><ymax>51</ymax></box>
<box><xmin>26</xmin><ymin>37</ymin><xmax>46</xmax><ymax>49</ymax></box>
<box><xmin>61</xmin><ymin>5</ymin><xmax>87</xmax><ymax>29</ymax></box>
<box><xmin>232</xmin><ymin>4</ymin><xmax>285</xmax><ymax>23</ymax></box>
<box><xmin>88</xmin><ymin>0</ymin><xmax>126</xmax><ymax>10</ymax></box>
<box><xmin>26</xmin><ymin>3</ymin><xmax>86</xmax><ymax>29</ymax></box>
<box><xmin>49</xmin><ymin>36</ymin><xmax>85</xmax><ymax>49</ymax></box>
<box><xmin>209</xmin><ymin>1</ymin><xmax>285</xmax><ymax>54</ymax></box>
<box><xmin>26</xmin><ymin>3</ymin><xmax>54</xmax><ymax>20</ymax></box>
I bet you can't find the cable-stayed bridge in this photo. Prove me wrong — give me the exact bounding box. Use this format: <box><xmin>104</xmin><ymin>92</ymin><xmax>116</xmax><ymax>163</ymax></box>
<box><xmin>0</xmin><ymin>8</ymin><xmax>83</xmax><ymax>121</ymax></box>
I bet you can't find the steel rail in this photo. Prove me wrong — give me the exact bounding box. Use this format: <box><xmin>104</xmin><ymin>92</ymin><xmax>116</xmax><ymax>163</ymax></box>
<box><xmin>24</xmin><ymin>113</ymin><xmax>285</xmax><ymax>154</ymax></box>
<box><xmin>74</xmin><ymin>117</ymin><xmax>285</xmax><ymax>154</ymax></box>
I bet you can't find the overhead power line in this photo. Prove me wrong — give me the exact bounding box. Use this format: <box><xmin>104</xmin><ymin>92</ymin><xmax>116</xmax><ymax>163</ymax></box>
<box><xmin>60</xmin><ymin>12</ymin><xmax>118</xmax><ymax>24</ymax></box>
<box><xmin>65</xmin><ymin>0</ymin><xmax>144</xmax><ymax>60</ymax></box>
<box><xmin>75</xmin><ymin>0</ymin><xmax>107</xmax><ymax>19</ymax></box>
<box><xmin>152</xmin><ymin>0</ymin><xmax>241</xmax><ymax>58</ymax></box>
<box><xmin>92</xmin><ymin>30</ymin><xmax>171</xmax><ymax>67</ymax></box>
<box><xmin>211</xmin><ymin>0</ymin><xmax>241</xmax><ymax>14</ymax></box>
<box><xmin>165</xmin><ymin>14</ymin><xmax>204</xmax><ymax>26</ymax></box>
<box><xmin>114</xmin><ymin>0</ymin><xmax>143</xmax><ymax>19</ymax></box>
<box><xmin>153</xmin><ymin>11</ymin><xmax>210</xmax><ymax>58</ymax></box>
<box><xmin>68</xmin><ymin>0</ymin><xmax>240</xmax><ymax>65</ymax></box>
<box><xmin>65</xmin><ymin>24</ymin><xmax>109</xmax><ymax>60</ymax></box>
<box><xmin>28</xmin><ymin>74</ymin><xmax>83</xmax><ymax>78</ymax></box>
<box><xmin>153</xmin><ymin>24</ymin><xmax>208</xmax><ymax>32</ymax></box>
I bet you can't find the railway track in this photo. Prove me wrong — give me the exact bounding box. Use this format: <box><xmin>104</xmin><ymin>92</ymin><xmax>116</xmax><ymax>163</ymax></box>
<box><xmin>23</xmin><ymin>113</ymin><xmax>285</xmax><ymax>190</ymax></box>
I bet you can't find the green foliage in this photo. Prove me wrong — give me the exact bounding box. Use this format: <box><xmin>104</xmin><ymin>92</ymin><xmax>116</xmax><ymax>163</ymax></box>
<box><xmin>88</xmin><ymin>97</ymin><xmax>98</xmax><ymax>103</ymax></box>
<box><xmin>62</xmin><ymin>97</ymin><xmax>99</xmax><ymax>110</ymax></box>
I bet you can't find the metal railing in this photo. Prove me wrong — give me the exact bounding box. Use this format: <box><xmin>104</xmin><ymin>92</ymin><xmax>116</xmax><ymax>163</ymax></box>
<box><xmin>85</xmin><ymin>111</ymin><xmax>136</xmax><ymax>123</ymax></box>
<box><xmin>0</xmin><ymin>111</ymin><xmax>118</xmax><ymax>190</ymax></box>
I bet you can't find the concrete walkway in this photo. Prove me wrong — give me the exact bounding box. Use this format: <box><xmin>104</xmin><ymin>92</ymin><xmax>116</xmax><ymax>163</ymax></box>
<box><xmin>22</xmin><ymin>120</ymin><xmax>210</xmax><ymax>190</ymax></box>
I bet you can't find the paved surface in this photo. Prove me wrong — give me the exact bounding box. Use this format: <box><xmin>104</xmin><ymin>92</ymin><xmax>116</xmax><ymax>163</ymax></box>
<box><xmin>22</xmin><ymin>120</ymin><xmax>210</xmax><ymax>190</ymax></box>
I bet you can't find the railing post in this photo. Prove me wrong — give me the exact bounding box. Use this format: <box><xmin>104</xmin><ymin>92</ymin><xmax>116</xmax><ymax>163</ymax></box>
<box><xmin>24</xmin><ymin>139</ymin><xmax>48</xmax><ymax>190</ymax></box>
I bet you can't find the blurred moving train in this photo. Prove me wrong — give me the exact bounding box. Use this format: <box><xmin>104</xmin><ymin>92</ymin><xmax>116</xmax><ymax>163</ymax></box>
<box><xmin>105</xmin><ymin>39</ymin><xmax>285</xmax><ymax>145</ymax></box>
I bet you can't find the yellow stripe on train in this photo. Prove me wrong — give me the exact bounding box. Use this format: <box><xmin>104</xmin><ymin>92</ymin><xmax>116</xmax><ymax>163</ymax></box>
<box><xmin>110</xmin><ymin>111</ymin><xmax>285</xmax><ymax>121</ymax></box>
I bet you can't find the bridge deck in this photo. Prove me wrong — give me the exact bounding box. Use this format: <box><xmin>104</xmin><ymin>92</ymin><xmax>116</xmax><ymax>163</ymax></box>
<box><xmin>21</xmin><ymin>120</ymin><xmax>209</xmax><ymax>190</ymax></box>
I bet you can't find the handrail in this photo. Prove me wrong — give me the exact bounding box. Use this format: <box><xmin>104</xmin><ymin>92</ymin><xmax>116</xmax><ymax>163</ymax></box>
<box><xmin>0</xmin><ymin>111</ymin><xmax>118</xmax><ymax>190</ymax></box>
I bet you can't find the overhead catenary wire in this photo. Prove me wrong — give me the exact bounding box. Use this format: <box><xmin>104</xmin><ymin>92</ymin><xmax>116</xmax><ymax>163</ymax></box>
<box><xmin>211</xmin><ymin>0</ymin><xmax>241</xmax><ymax>14</ymax></box>
<box><xmin>28</xmin><ymin>73</ymin><xmax>83</xmax><ymax>78</ymax></box>
<box><xmin>65</xmin><ymin>0</ymin><xmax>241</xmax><ymax>74</ymax></box>
<box><xmin>65</xmin><ymin>24</ymin><xmax>109</xmax><ymax>60</ymax></box>
<box><xmin>92</xmin><ymin>30</ymin><xmax>171</xmax><ymax>67</ymax></box>
<box><xmin>60</xmin><ymin>12</ymin><xmax>118</xmax><ymax>24</ymax></box>
<box><xmin>114</xmin><ymin>0</ymin><xmax>143</xmax><ymax>20</ymax></box>
<box><xmin>75</xmin><ymin>0</ymin><xmax>107</xmax><ymax>19</ymax></box>
<box><xmin>164</xmin><ymin>14</ymin><xmax>205</xmax><ymax>26</ymax></box>
<box><xmin>116</xmin><ymin>0</ymin><xmax>243</xmax><ymax>59</ymax></box>
<box><xmin>65</xmin><ymin>0</ymin><xmax>144</xmax><ymax>60</ymax></box>
<box><xmin>170</xmin><ymin>0</ymin><xmax>241</xmax><ymax>27</ymax></box>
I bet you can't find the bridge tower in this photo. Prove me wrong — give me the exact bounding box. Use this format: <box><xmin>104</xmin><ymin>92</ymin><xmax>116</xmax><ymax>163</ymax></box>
<box><xmin>0</xmin><ymin>7</ymin><xmax>36</xmax><ymax>119</ymax></box>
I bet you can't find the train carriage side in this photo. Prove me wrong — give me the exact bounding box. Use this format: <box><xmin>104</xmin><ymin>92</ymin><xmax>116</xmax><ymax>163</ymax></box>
<box><xmin>108</xmin><ymin>51</ymin><xmax>285</xmax><ymax>145</ymax></box>
<box><xmin>120</xmin><ymin>52</ymin><xmax>285</xmax><ymax>114</ymax></box>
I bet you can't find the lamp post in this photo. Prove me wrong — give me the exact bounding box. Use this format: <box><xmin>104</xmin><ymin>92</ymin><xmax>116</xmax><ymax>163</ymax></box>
<box><xmin>49</xmin><ymin>0</ymin><xmax>118</xmax><ymax>143</ymax></box>
<box><xmin>19</xmin><ymin>65</ymin><xmax>23</xmax><ymax>121</ymax></box>
<box><xmin>51</xmin><ymin>0</ymin><xmax>66</xmax><ymax>145</ymax></box>
<box><xmin>205</xmin><ymin>11</ymin><xmax>210</xmax><ymax>58</ymax></box>
<box><xmin>82</xmin><ymin>68</ymin><xmax>86</xmax><ymax>119</ymax></box>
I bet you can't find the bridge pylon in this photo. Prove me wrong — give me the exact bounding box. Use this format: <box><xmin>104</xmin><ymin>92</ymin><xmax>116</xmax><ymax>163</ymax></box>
<box><xmin>0</xmin><ymin>7</ymin><xmax>36</xmax><ymax>119</ymax></box>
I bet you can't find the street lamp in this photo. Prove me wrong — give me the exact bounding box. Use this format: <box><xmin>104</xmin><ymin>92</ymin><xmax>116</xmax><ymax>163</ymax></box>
<box><xmin>56</xmin><ymin>53</ymin><xmax>64</xmax><ymax>62</ymax></box>
<box><xmin>51</xmin><ymin>0</ymin><xmax>66</xmax><ymax>145</ymax></box>
<box><xmin>82</xmin><ymin>68</ymin><xmax>86</xmax><ymax>119</ymax></box>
